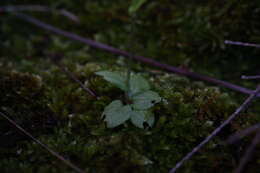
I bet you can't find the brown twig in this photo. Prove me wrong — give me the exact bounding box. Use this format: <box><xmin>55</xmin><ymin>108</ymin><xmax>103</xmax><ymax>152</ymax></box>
<box><xmin>0</xmin><ymin>111</ymin><xmax>86</xmax><ymax>173</ymax></box>
<box><xmin>12</xmin><ymin>12</ymin><xmax>260</xmax><ymax>97</ymax></box>
<box><xmin>53</xmin><ymin>60</ymin><xmax>97</xmax><ymax>98</ymax></box>
<box><xmin>226</xmin><ymin>123</ymin><xmax>260</xmax><ymax>144</ymax></box>
<box><xmin>169</xmin><ymin>85</ymin><xmax>260</xmax><ymax>173</ymax></box>
<box><xmin>226</xmin><ymin>123</ymin><xmax>260</xmax><ymax>173</ymax></box>
<box><xmin>225</xmin><ymin>40</ymin><xmax>260</xmax><ymax>48</ymax></box>
<box><xmin>241</xmin><ymin>75</ymin><xmax>260</xmax><ymax>80</ymax></box>
<box><xmin>234</xmin><ymin>129</ymin><xmax>260</xmax><ymax>173</ymax></box>
<box><xmin>47</xmin><ymin>53</ymin><xmax>96</xmax><ymax>97</ymax></box>
<box><xmin>0</xmin><ymin>5</ymin><xmax>79</xmax><ymax>23</ymax></box>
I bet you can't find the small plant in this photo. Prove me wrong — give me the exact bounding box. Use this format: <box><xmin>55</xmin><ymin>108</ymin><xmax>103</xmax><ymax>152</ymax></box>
<box><xmin>96</xmin><ymin>71</ymin><xmax>161</xmax><ymax>128</ymax></box>
<box><xmin>94</xmin><ymin>1</ymin><xmax>154</xmax><ymax>129</ymax></box>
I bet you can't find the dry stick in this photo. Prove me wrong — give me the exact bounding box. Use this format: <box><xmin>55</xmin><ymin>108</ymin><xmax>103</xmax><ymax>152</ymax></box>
<box><xmin>235</xmin><ymin>129</ymin><xmax>260</xmax><ymax>173</ymax></box>
<box><xmin>53</xmin><ymin>60</ymin><xmax>97</xmax><ymax>98</ymax></box>
<box><xmin>13</xmin><ymin>12</ymin><xmax>260</xmax><ymax>98</ymax></box>
<box><xmin>0</xmin><ymin>5</ymin><xmax>79</xmax><ymax>23</ymax></box>
<box><xmin>0</xmin><ymin>111</ymin><xmax>86</xmax><ymax>173</ymax></box>
<box><xmin>169</xmin><ymin>85</ymin><xmax>260</xmax><ymax>173</ymax></box>
<box><xmin>225</xmin><ymin>40</ymin><xmax>260</xmax><ymax>48</ymax></box>
<box><xmin>241</xmin><ymin>75</ymin><xmax>260</xmax><ymax>80</ymax></box>
<box><xmin>226</xmin><ymin>123</ymin><xmax>260</xmax><ymax>144</ymax></box>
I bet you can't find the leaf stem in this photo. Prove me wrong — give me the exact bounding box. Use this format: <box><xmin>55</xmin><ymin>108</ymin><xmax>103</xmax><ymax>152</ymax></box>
<box><xmin>125</xmin><ymin>13</ymin><xmax>136</xmax><ymax>99</ymax></box>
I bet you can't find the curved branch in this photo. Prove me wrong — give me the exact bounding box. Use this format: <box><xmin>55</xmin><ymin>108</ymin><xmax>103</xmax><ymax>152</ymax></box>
<box><xmin>235</xmin><ymin>129</ymin><xmax>260</xmax><ymax>173</ymax></box>
<box><xmin>169</xmin><ymin>85</ymin><xmax>260</xmax><ymax>173</ymax></box>
<box><xmin>0</xmin><ymin>5</ymin><xmax>79</xmax><ymax>23</ymax></box>
<box><xmin>226</xmin><ymin>123</ymin><xmax>260</xmax><ymax>144</ymax></box>
<box><xmin>225</xmin><ymin>40</ymin><xmax>260</xmax><ymax>48</ymax></box>
<box><xmin>12</xmin><ymin>12</ymin><xmax>260</xmax><ymax>97</ymax></box>
<box><xmin>0</xmin><ymin>111</ymin><xmax>86</xmax><ymax>173</ymax></box>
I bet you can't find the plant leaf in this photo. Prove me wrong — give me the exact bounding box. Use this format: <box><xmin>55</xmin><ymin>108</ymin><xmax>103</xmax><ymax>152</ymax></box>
<box><xmin>95</xmin><ymin>71</ymin><xmax>127</xmax><ymax>91</ymax></box>
<box><xmin>102</xmin><ymin>100</ymin><xmax>132</xmax><ymax>128</ymax></box>
<box><xmin>128</xmin><ymin>0</ymin><xmax>147</xmax><ymax>14</ymax></box>
<box><xmin>129</xmin><ymin>74</ymin><xmax>150</xmax><ymax>97</ymax></box>
<box><xmin>146</xmin><ymin>112</ymin><xmax>155</xmax><ymax>127</ymax></box>
<box><xmin>132</xmin><ymin>90</ymin><xmax>161</xmax><ymax>110</ymax></box>
<box><xmin>130</xmin><ymin>110</ymin><xmax>154</xmax><ymax>128</ymax></box>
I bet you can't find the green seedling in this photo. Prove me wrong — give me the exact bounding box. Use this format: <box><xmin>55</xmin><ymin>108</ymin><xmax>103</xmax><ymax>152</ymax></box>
<box><xmin>96</xmin><ymin>71</ymin><xmax>161</xmax><ymax>128</ymax></box>
<box><xmin>95</xmin><ymin>0</ymin><xmax>152</xmax><ymax>129</ymax></box>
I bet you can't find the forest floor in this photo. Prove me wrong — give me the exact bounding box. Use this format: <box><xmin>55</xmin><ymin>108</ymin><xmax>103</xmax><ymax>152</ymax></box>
<box><xmin>0</xmin><ymin>1</ymin><xmax>260</xmax><ymax>173</ymax></box>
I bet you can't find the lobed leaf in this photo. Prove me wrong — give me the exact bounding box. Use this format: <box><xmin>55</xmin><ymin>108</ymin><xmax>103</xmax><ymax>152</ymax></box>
<box><xmin>132</xmin><ymin>90</ymin><xmax>161</xmax><ymax>110</ymax></box>
<box><xmin>102</xmin><ymin>100</ymin><xmax>132</xmax><ymax>128</ymax></box>
<box><xmin>129</xmin><ymin>74</ymin><xmax>150</xmax><ymax>97</ymax></box>
<box><xmin>95</xmin><ymin>71</ymin><xmax>127</xmax><ymax>91</ymax></box>
<box><xmin>130</xmin><ymin>110</ymin><xmax>154</xmax><ymax>128</ymax></box>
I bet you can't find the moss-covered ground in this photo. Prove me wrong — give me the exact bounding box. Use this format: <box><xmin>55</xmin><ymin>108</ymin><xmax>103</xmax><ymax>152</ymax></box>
<box><xmin>0</xmin><ymin>0</ymin><xmax>260</xmax><ymax>172</ymax></box>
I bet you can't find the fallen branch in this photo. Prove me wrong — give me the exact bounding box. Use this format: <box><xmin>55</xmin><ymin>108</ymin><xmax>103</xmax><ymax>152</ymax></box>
<box><xmin>12</xmin><ymin>12</ymin><xmax>260</xmax><ymax>97</ymax></box>
<box><xmin>169</xmin><ymin>85</ymin><xmax>260</xmax><ymax>173</ymax></box>
<box><xmin>226</xmin><ymin>123</ymin><xmax>260</xmax><ymax>144</ymax></box>
<box><xmin>235</xmin><ymin>129</ymin><xmax>260</xmax><ymax>173</ymax></box>
<box><xmin>0</xmin><ymin>110</ymin><xmax>86</xmax><ymax>173</ymax></box>
<box><xmin>52</xmin><ymin>58</ymin><xmax>97</xmax><ymax>98</ymax></box>
<box><xmin>226</xmin><ymin>123</ymin><xmax>260</xmax><ymax>173</ymax></box>
<box><xmin>0</xmin><ymin>5</ymin><xmax>79</xmax><ymax>23</ymax></box>
<box><xmin>225</xmin><ymin>40</ymin><xmax>260</xmax><ymax>48</ymax></box>
<box><xmin>241</xmin><ymin>75</ymin><xmax>260</xmax><ymax>80</ymax></box>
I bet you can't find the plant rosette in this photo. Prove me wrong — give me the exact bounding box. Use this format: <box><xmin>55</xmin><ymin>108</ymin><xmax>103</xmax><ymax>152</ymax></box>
<box><xmin>96</xmin><ymin>71</ymin><xmax>161</xmax><ymax>128</ymax></box>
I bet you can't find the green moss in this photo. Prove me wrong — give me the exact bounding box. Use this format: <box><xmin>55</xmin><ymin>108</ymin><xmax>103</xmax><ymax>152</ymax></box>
<box><xmin>1</xmin><ymin>0</ymin><xmax>260</xmax><ymax>172</ymax></box>
<box><xmin>1</xmin><ymin>62</ymin><xmax>258</xmax><ymax>172</ymax></box>
<box><xmin>0</xmin><ymin>70</ymin><xmax>56</xmax><ymax>149</ymax></box>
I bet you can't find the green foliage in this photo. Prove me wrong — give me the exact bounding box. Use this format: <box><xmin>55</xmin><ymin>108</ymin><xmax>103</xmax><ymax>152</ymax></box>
<box><xmin>130</xmin><ymin>110</ymin><xmax>154</xmax><ymax>128</ymax></box>
<box><xmin>1</xmin><ymin>0</ymin><xmax>260</xmax><ymax>172</ymax></box>
<box><xmin>0</xmin><ymin>61</ymin><xmax>259</xmax><ymax>173</ymax></box>
<box><xmin>131</xmin><ymin>90</ymin><xmax>161</xmax><ymax>110</ymax></box>
<box><xmin>95</xmin><ymin>71</ymin><xmax>127</xmax><ymax>91</ymax></box>
<box><xmin>128</xmin><ymin>74</ymin><xmax>150</xmax><ymax>97</ymax></box>
<box><xmin>96</xmin><ymin>71</ymin><xmax>161</xmax><ymax>128</ymax></box>
<box><xmin>128</xmin><ymin>0</ymin><xmax>148</xmax><ymax>15</ymax></box>
<box><xmin>102</xmin><ymin>100</ymin><xmax>132</xmax><ymax>128</ymax></box>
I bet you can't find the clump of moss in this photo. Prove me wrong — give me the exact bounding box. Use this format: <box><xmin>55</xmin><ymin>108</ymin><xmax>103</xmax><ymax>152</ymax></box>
<box><xmin>0</xmin><ymin>59</ymin><xmax>259</xmax><ymax>173</ymax></box>
<box><xmin>1</xmin><ymin>0</ymin><xmax>260</xmax><ymax>172</ymax></box>
<box><xmin>142</xmin><ymin>73</ymin><xmax>259</xmax><ymax>173</ymax></box>
<box><xmin>0</xmin><ymin>70</ymin><xmax>56</xmax><ymax>149</ymax></box>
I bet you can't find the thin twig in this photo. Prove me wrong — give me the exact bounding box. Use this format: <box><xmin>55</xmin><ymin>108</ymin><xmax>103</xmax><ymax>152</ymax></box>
<box><xmin>241</xmin><ymin>75</ymin><xmax>260</xmax><ymax>80</ymax></box>
<box><xmin>225</xmin><ymin>40</ymin><xmax>260</xmax><ymax>48</ymax></box>
<box><xmin>52</xmin><ymin>60</ymin><xmax>97</xmax><ymax>98</ymax></box>
<box><xmin>234</xmin><ymin>129</ymin><xmax>260</xmax><ymax>173</ymax></box>
<box><xmin>169</xmin><ymin>85</ymin><xmax>260</xmax><ymax>173</ymax></box>
<box><xmin>0</xmin><ymin>111</ymin><xmax>86</xmax><ymax>173</ymax></box>
<box><xmin>13</xmin><ymin>13</ymin><xmax>260</xmax><ymax>98</ymax></box>
<box><xmin>226</xmin><ymin>123</ymin><xmax>260</xmax><ymax>144</ymax></box>
<box><xmin>0</xmin><ymin>5</ymin><xmax>79</xmax><ymax>23</ymax></box>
